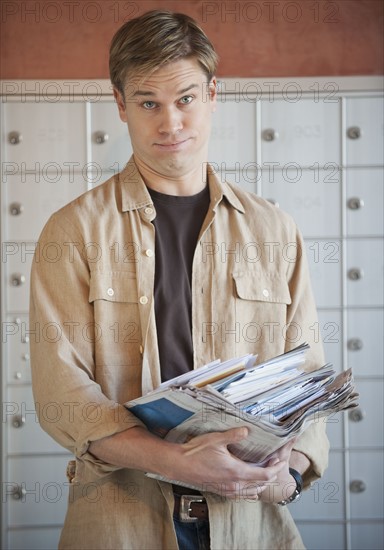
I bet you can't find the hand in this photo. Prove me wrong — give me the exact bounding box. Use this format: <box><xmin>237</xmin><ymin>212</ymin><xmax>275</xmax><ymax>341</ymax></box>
<box><xmin>258</xmin><ymin>439</ymin><xmax>300</xmax><ymax>503</ymax></box>
<box><xmin>89</xmin><ymin>425</ymin><xmax>297</xmax><ymax>501</ymax></box>
<box><xmin>162</xmin><ymin>427</ymin><xmax>287</xmax><ymax>500</ymax></box>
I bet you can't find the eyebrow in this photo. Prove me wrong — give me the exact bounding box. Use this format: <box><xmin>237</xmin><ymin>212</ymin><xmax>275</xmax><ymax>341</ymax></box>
<box><xmin>132</xmin><ymin>83</ymin><xmax>200</xmax><ymax>97</ymax></box>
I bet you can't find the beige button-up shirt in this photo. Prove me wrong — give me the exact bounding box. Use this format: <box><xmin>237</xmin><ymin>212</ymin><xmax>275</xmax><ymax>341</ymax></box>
<box><xmin>30</xmin><ymin>158</ymin><xmax>329</xmax><ymax>549</ymax></box>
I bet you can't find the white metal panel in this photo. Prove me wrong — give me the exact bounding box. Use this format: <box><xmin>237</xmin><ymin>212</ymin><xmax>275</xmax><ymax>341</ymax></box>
<box><xmin>261</xmin><ymin>168</ymin><xmax>341</xmax><ymax>237</ymax></box>
<box><xmin>350</xmin><ymin>522</ymin><xmax>384</xmax><ymax>550</ymax></box>
<box><xmin>346</xmin><ymin>168</ymin><xmax>384</xmax><ymax>237</ymax></box>
<box><xmin>208</xmin><ymin>98</ymin><xmax>256</xmax><ymax>169</ymax></box>
<box><xmin>3</xmin><ymin>101</ymin><xmax>86</xmax><ymax>168</ymax></box>
<box><xmin>6</xmin><ymin>456</ymin><xmax>70</xmax><ymax>527</ymax></box>
<box><xmin>324</xmin><ymin>410</ymin><xmax>345</xmax><ymax>451</ymax></box>
<box><xmin>346</xmin><ymin>239</ymin><xmax>384</xmax><ymax>307</ymax></box>
<box><xmin>4</xmin><ymin>175</ymin><xmax>88</xmax><ymax>241</ymax></box>
<box><xmin>305</xmin><ymin>240</ymin><xmax>342</xmax><ymax>308</ymax></box>
<box><xmin>317</xmin><ymin>310</ymin><xmax>343</xmax><ymax>374</ymax></box>
<box><xmin>349</xmin><ymin>450</ymin><xmax>384</xmax><ymax>519</ymax></box>
<box><xmin>89</xmin><ymin>101</ymin><xmax>132</xmax><ymax>171</ymax></box>
<box><xmin>6</xmin><ymin>386</ymin><xmax>68</xmax><ymax>454</ymax></box>
<box><xmin>290</xmin><ymin>451</ymin><xmax>345</xmax><ymax>521</ymax></box>
<box><xmin>348</xmin><ymin>379</ymin><xmax>384</xmax><ymax>448</ymax></box>
<box><xmin>347</xmin><ymin>310</ymin><xmax>384</xmax><ymax>377</ymax></box>
<box><xmin>345</xmin><ymin>96</ymin><xmax>384</xmax><ymax>166</ymax></box>
<box><xmin>3</xmin><ymin>246</ymin><xmax>34</xmax><ymax>312</ymax></box>
<box><xmin>261</xmin><ymin>98</ymin><xmax>341</xmax><ymax>167</ymax></box>
<box><xmin>8</xmin><ymin>527</ymin><xmax>62</xmax><ymax>550</ymax></box>
<box><xmin>294</xmin><ymin>522</ymin><xmax>346</xmax><ymax>550</ymax></box>
<box><xmin>4</xmin><ymin>314</ymin><xmax>31</xmax><ymax>384</ymax></box>
<box><xmin>316</xmin><ymin>310</ymin><xmax>344</xmax><ymax>450</ymax></box>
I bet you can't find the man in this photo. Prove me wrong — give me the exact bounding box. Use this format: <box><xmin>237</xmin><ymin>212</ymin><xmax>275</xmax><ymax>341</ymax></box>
<box><xmin>30</xmin><ymin>10</ymin><xmax>329</xmax><ymax>550</ymax></box>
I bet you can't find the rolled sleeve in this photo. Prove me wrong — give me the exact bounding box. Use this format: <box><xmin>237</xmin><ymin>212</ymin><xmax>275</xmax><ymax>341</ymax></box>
<box><xmin>30</xmin><ymin>214</ymin><xmax>145</xmax><ymax>478</ymax></box>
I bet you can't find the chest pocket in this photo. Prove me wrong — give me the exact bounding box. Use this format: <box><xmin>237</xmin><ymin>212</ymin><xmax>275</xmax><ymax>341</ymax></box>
<box><xmin>232</xmin><ymin>270</ymin><xmax>292</xmax><ymax>328</ymax></box>
<box><xmin>88</xmin><ymin>270</ymin><xmax>142</xmax><ymax>369</ymax></box>
<box><xmin>89</xmin><ymin>270</ymin><xmax>138</xmax><ymax>304</ymax></box>
<box><xmin>233</xmin><ymin>270</ymin><xmax>292</xmax><ymax>304</ymax></box>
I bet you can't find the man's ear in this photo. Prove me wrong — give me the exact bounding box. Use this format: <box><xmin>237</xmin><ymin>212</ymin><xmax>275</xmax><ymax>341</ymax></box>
<box><xmin>209</xmin><ymin>77</ymin><xmax>217</xmax><ymax>113</ymax></box>
<box><xmin>113</xmin><ymin>87</ymin><xmax>128</xmax><ymax>122</ymax></box>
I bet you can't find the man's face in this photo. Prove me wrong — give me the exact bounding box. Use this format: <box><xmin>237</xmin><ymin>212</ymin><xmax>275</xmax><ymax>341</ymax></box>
<box><xmin>114</xmin><ymin>58</ymin><xmax>217</xmax><ymax>178</ymax></box>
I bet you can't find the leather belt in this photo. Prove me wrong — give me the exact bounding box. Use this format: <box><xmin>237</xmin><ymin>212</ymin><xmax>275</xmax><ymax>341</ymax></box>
<box><xmin>172</xmin><ymin>485</ymin><xmax>208</xmax><ymax>523</ymax></box>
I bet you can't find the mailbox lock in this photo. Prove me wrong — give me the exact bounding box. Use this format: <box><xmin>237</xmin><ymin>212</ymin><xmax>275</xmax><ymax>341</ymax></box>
<box><xmin>262</xmin><ymin>128</ymin><xmax>278</xmax><ymax>142</ymax></box>
<box><xmin>12</xmin><ymin>486</ymin><xmax>27</xmax><ymax>500</ymax></box>
<box><xmin>11</xmin><ymin>273</ymin><xmax>26</xmax><ymax>287</ymax></box>
<box><xmin>347</xmin><ymin>338</ymin><xmax>363</xmax><ymax>351</ymax></box>
<box><xmin>8</xmin><ymin>131</ymin><xmax>22</xmax><ymax>145</ymax></box>
<box><xmin>349</xmin><ymin>408</ymin><xmax>365</xmax><ymax>422</ymax></box>
<box><xmin>348</xmin><ymin>268</ymin><xmax>363</xmax><ymax>281</ymax></box>
<box><xmin>12</xmin><ymin>415</ymin><xmax>26</xmax><ymax>428</ymax></box>
<box><xmin>10</xmin><ymin>202</ymin><xmax>24</xmax><ymax>216</ymax></box>
<box><xmin>350</xmin><ymin>480</ymin><xmax>366</xmax><ymax>493</ymax></box>
<box><xmin>347</xmin><ymin>197</ymin><xmax>364</xmax><ymax>210</ymax></box>
<box><xmin>347</xmin><ymin>126</ymin><xmax>361</xmax><ymax>140</ymax></box>
<box><xmin>94</xmin><ymin>131</ymin><xmax>109</xmax><ymax>144</ymax></box>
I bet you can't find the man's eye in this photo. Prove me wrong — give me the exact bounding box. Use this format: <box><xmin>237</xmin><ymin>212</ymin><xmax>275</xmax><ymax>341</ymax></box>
<box><xmin>179</xmin><ymin>96</ymin><xmax>193</xmax><ymax>105</ymax></box>
<box><xmin>142</xmin><ymin>101</ymin><xmax>156</xmax><ymax>109</ymax></box>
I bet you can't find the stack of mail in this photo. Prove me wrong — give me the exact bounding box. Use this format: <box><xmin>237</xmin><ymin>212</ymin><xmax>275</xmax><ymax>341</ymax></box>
<box><xmin>126</xmin><ymin>344</ymin><xmax>358</xmax><ymax>468</ymax></box>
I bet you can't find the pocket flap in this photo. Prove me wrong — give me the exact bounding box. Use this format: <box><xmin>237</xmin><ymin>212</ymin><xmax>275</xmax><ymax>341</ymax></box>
<box><xmin>89</xmin><ymin>271</ymin><xmax>138</xmax><ymax>303</ymax></box>
<box><xmin>233</xmin><ymin>270</ymin><xmax>292</xmax><ymax>304</ymax></box>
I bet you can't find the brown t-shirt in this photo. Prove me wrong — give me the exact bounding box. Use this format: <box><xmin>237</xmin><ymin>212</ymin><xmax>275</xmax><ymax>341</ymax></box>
<box><xmin>148</xmin><ymin>185</ymin><xmax>210</xmax><ymax>382</ymax></box>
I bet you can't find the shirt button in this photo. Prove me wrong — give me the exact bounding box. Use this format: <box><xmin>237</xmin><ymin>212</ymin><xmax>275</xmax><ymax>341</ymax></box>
<box><xmin>145</xmin><ymin>249</ymin><xmax>154</xmax><ymax>257</ymax></box>
<box><xmin>139</xmin><ymin>295</ymin><xmax>148</xmax><ymax>305</ymax></box>
<box><xmin>139</xmin><ymin>345</ymin><xmax>144</xmax><ymax>354</ymax></box>
<box><xmin>262</xmin><ymin>289</ymin><xmax>269</xmax><ymax>298</ymax></box>
<box><xmin>144</xmin><ymin>207</ymin><xmax>154</xmax><ymax>216</ymax></box>
<box><xmin>107</xmin><ymin>288</ymin><xmax>114</xmax><ymax>297</ymax></box>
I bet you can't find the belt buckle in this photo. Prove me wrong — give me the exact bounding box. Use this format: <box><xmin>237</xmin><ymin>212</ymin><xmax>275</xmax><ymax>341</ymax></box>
<box><xmin>179</xmin><ymin>495</ymin><xmax>205</xmax><ymax>523</ymax></box>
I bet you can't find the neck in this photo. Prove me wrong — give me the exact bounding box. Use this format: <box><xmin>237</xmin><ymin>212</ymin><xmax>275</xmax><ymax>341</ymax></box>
<box><xmin>134</xmin><ymin>156</ymin><xmax>208</xmax><ymax>196</ymax></box>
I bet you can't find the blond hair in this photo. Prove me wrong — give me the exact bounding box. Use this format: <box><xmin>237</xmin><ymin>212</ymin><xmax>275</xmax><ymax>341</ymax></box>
<box><xmin>109</xmin><ymin>10</ymin><xmax>218</xmax><ymax>96</ymax></box>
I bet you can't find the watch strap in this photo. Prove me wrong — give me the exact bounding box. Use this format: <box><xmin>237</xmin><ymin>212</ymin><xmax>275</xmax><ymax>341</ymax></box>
<box><xmin>278</xmin><ymin>467</ymin><xmax>303</xmax><ymax>506</ymax></box>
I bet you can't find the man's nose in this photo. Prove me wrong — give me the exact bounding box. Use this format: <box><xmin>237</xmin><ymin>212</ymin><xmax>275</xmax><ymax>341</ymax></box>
<box><xmin>158</xmin><ymin>107</ymin><xmax>183</xmax><ymax>135</ymax></box>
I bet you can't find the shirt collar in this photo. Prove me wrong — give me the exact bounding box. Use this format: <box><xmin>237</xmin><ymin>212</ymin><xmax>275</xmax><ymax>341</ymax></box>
<box><xmin>119</xmin><ymin>156</ymin><xmax>245</xmax><ymax>214</ymax></box>
<box><xmin>206</xmin><ymin>164</ymin><xmax>245</xmax><ymax>214</ymax></box>
<box><xmin>120</xmin><ymin>157</ymin><xmax>153</xmax><ymax>212</ymax></box>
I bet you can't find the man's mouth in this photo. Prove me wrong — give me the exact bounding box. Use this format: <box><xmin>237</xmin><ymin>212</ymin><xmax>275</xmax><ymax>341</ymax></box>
<box><xmin>154</xmin><ymin>138</ymin><xmax>191</xmax><ymax>150</ymax></box>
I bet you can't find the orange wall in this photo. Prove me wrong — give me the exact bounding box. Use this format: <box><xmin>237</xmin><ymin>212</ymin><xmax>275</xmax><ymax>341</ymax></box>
<box><xmin>0</xmin><ymin>0</ymin><xmax>383</xmax><ymax>79</ymax></box>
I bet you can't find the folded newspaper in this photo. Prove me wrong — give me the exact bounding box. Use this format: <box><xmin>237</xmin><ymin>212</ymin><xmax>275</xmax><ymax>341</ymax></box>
<box><xmin>125</xmin><ymin>343</ymin><xmax>358</xmax><ymax>482</ymax></box>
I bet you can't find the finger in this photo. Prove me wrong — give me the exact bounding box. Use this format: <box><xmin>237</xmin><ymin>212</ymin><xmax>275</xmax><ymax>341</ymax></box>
<box><xmin>280</xmin><ymin>439</ymin><xmax>297</xmax><ymax>460</ymax></box>
<box><xmin>268</xmin><ymin>440</ymin><xmax>296</xmax><ymax>463</ymax></box>
<box><xmin>262</xmin><ymin>459</ymin><xmax>287</xmax><ymax>478</ymax></box>
<box><xmin>212</xmin><ymin>426</ymin><xmax>249</xmax><ymax>446</ymax></box>
<box><xmin>267</xmin><ymin>457</ymin><xmax>280</xmax><ymax>467</ymax></box>
<box><xmin>241</xmin><ymin>459</ymin><xmax>287</xmax><ymax>484</ymax></box>
<box><xmin>285</xmin><ymin>438</ymin><xmax>297</xmax><ymax>451</ymax></box>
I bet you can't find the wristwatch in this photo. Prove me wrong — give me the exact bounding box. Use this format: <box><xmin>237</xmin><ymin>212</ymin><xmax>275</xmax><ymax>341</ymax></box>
<box><xmin>278</xmin><ymin>468</ymin><xmax>303</xmax><ymax>506</ymax></box>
